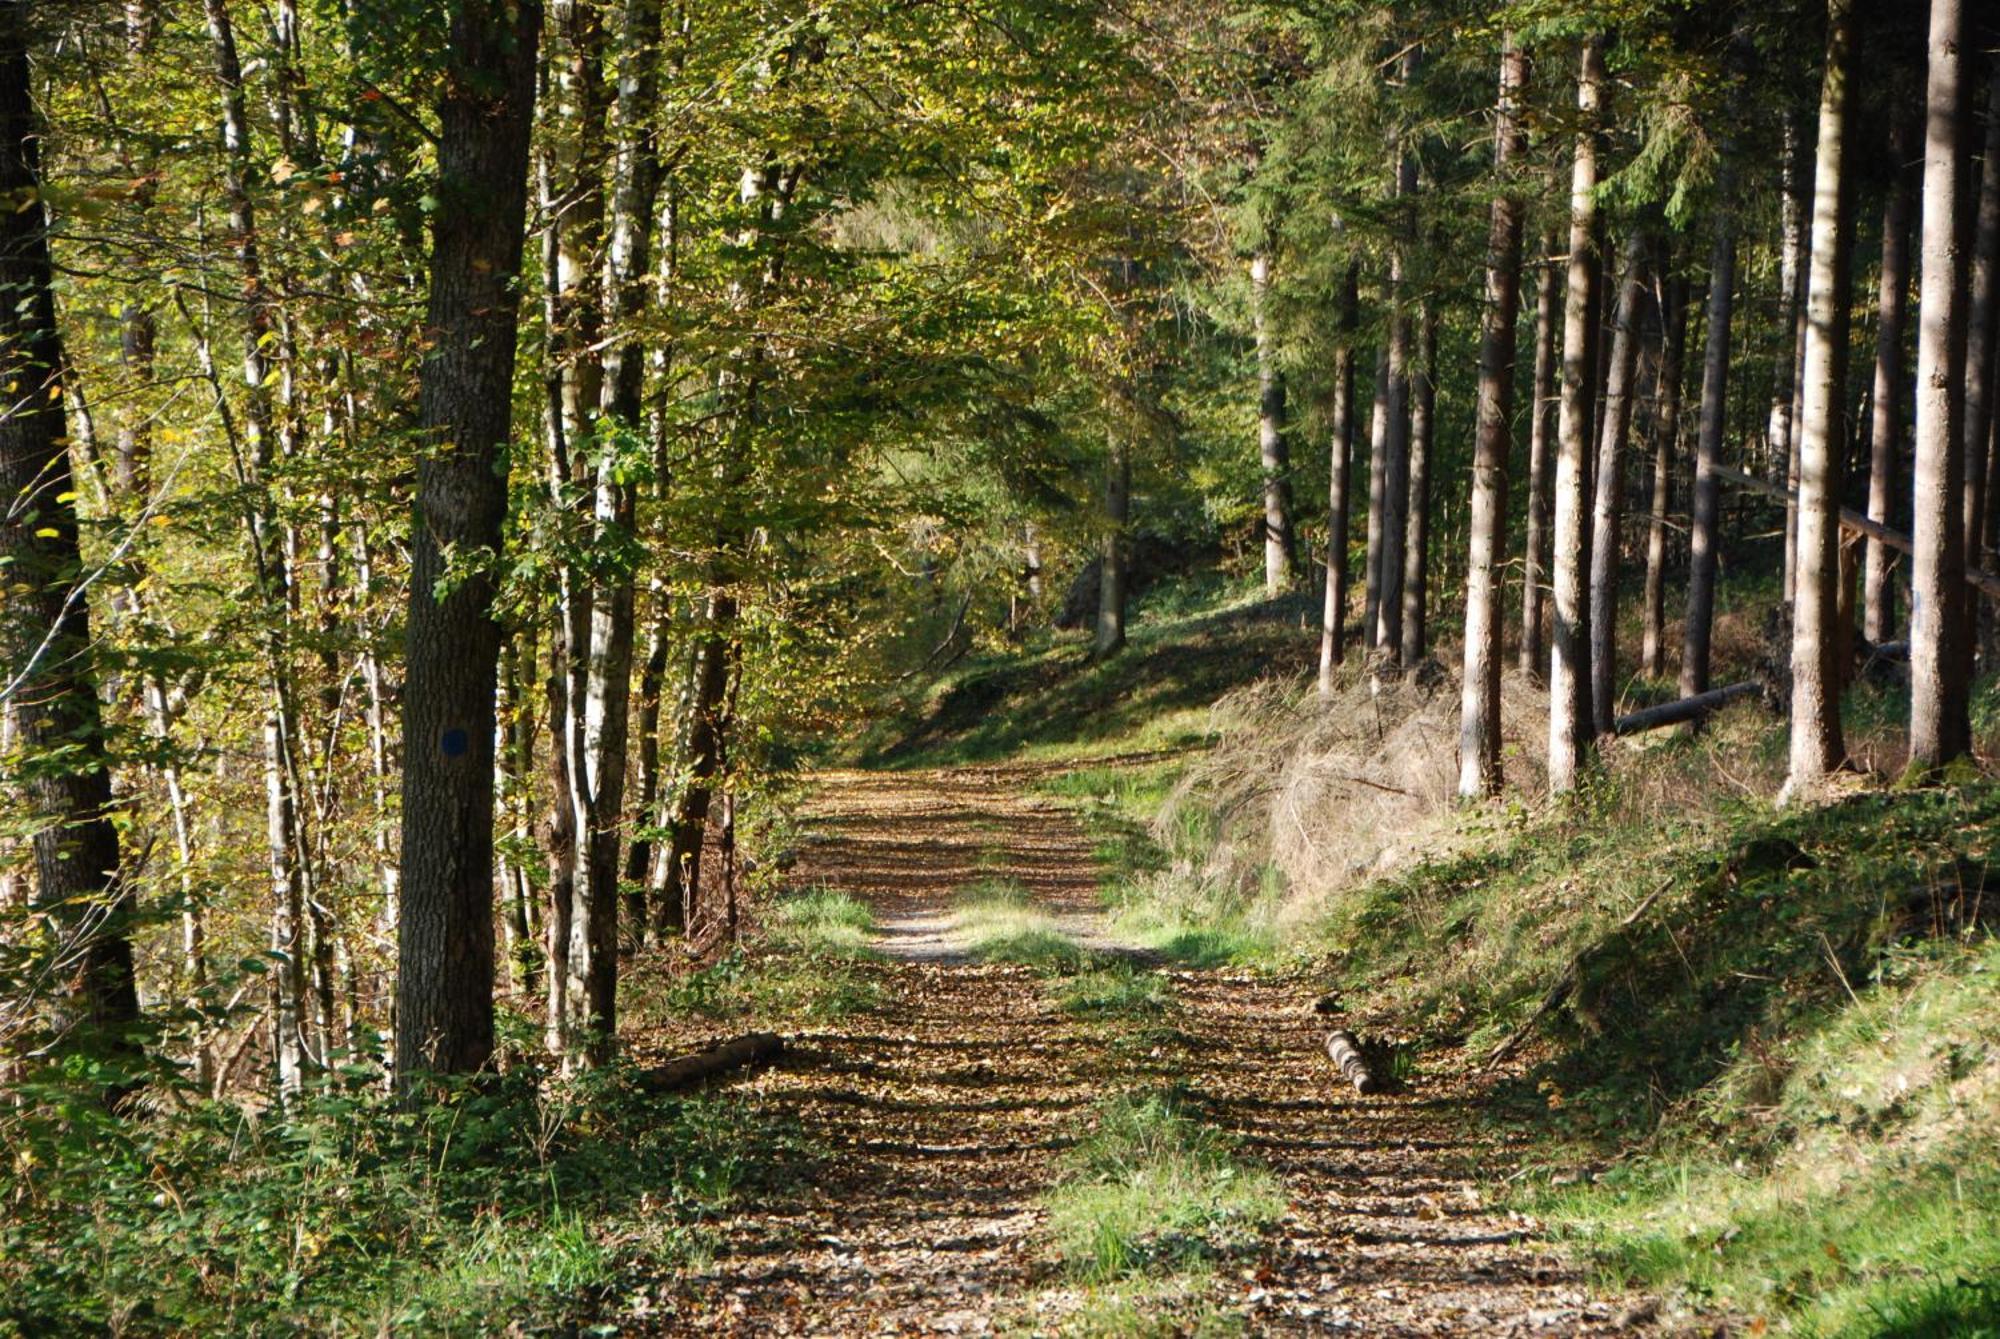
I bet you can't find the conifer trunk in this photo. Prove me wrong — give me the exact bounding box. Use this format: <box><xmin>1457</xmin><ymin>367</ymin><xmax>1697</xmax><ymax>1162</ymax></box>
<box><xmin>1867</xmin><ymin>105</ymin><xmax>1918</xmax><ymax>644</ymax></box>
<box><xmin>1319</xmin><ymin>264</ymin><xmax>1359</xmax><ymax>691</ymax></box>
<box><xmin>1588</xmin><ymin>231</ymin><xmax>1649</xmax><ymax>738</ymax></box>
<box><xmin>1549</xmin><ymin>34</ymin><xmax>1606</xmax><ymax>794</ymax></box>
<box><xmin>1519</xmin><ymin>240</ymin><xmax>1558</xmax><ymax>680</ymax></box>
<box><xmin>1642</xmin><ymin>276</ymin><xmax>1687</xmax><ymax>679</ymax></box>
<box><xmin>1252</xmin><ymin>253</ymin><xmax>1292</xmax><ymax>594</ymax></box>
<box><xmin>1784</xmin><ymin>0</ymin><xmax>1856</xmax><ymax>800</ymax></box>
<box><xmin>1459</xmin><ymin>35</ymin><xmax>1527</xmax><ymax>798</ymax></box>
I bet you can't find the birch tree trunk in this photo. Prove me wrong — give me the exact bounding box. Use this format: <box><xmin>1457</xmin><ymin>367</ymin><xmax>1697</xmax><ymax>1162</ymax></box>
<box><xmin>1910</xmin><ymin>0</ymin><xmax>1971</xmax><ymax>770</ymax></box>
<box><xmin>1459</xmin><ymin>34</ymin><xmax>1527</xmax><ymax>799</ymax></box>
<box><xmin>1784</xmin><ymin>0</ymin><xmax>1857</xmax><ymax>800</ymax></box>
<box><xmin>1549</xmin><ymin>34</ymin><xmax>1606</xmax><ymax>794</ymax></box>
<box><xmin>394</xmin><ymin>0</ymin><xmax>541</xmax><ymax>1082</ymax></box>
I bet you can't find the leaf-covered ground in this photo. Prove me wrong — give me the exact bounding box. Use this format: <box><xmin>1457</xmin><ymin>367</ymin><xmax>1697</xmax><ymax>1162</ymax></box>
<box><xmin>638</xmin><ymin>767</ymin><xmax>1646</xmax><ymax>1334</ymax></box>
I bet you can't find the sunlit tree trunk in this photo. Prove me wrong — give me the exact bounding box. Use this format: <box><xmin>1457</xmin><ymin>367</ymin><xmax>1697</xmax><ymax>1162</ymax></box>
<box><xmin>394</xmin><ymin>0</ymin><xmax>542</xmax><ymax>1082</ymax></box>
<box><xmin>1910</xmin><ymin>0</ymin><xmax>1971</xmax><ymax>770</ymax></box>
<box><xmin>1784</xmin><ymin>0</ymin><xmax>1856</xmax><ymax>801</ymax></box>
<box><xmin>1252</xmin><ymin>253</ymin><xmax>1292</xmax><ymax>594</ymax></box>
<box><xmin>1549</xmin><ymin>34</ymin><xmax>1605</xmax><ymax>794</ymax></box>
<box><xmin>1362</xmin><ymin>345</ymin><xmax>1389</xmax><ymax>648</ymax></box>
<box><xmin>1095</xmin><ymin>432</ymin><xmax>1131</xmax><ymax>658</ymax></box>
<box><xmin>1459</xmin><ymin>35</ymin><xmax>1526</xmax><ymax>799</ymax></box>
<box><xmin>1773</xmin><ymin>117</ymin><xmax>1807</xmax><ymax>601</ymax></box>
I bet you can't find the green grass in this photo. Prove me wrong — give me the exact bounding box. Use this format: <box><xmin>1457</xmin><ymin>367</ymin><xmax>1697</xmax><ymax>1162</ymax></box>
<box><xmin>1055</xmin><ymin>960</ymin><xmax>1174</xmax><ymax>1020</ymax></box>
<box><xmin>636</xmin><ymin>886</ymin><xmax>883</xmax><ymax>1025</ymax></box>
<box><xmin>952</xmin><ymin>877</ymin><xmax>1092</xmax><ymax>971</ymax></box>
<box><xmin>0</xmin><ymin>1063</ymin><xmax>812</xmax><ymax>1335</ymax></box>
<box><xmin>1043</xmin><ymin>1088</ymin><xmax>1285</xmax><ymax>1283</ymax></box>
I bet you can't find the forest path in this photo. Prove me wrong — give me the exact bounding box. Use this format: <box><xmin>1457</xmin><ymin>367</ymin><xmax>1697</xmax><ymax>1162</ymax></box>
<box><xmin>649</xmin><ymin>764</ymin><xmax>1642</xmax><ymax>1335</ymax></box>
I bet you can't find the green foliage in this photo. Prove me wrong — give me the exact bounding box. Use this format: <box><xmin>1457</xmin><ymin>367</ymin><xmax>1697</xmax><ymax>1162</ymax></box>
<box><xmin>0</xmin><ymin>1064</ymin><xmax>810</xmax><ymax>1335</ymax></box>
<box><xmin>1043</xmin><ymin>1089</ymin><xmax>1284</xmax><ymax>1283</ymax></box>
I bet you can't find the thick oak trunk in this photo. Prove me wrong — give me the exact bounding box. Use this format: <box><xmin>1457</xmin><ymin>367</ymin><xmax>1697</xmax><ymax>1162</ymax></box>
<box><xmin>394</xmin><ymin>0</ymin><xmax>541</xmax><ymax>1081</ymax></box>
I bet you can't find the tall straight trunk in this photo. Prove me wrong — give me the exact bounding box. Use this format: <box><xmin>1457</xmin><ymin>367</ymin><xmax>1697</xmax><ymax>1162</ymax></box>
<box><xmin>1867</xmin><ymin>104</ymin><xmax>1919</xmax><ymax>644</ymax></box>
<box><xmin>1519</xmin><ymin>239</ymin><xmax>1559</xmax><ymax>679</ymax></box>
<box><xmin>1910</xmin><ymin>0</ymin><xmax>1971</xmax><ymax>770</ymax></box>
<box><xmin>1319</xmin><ymin>264</ymin><xmax>1359</xmax><ymax>692</ymax></box>
<box><xmin>1959</xmin><ymin>66</ymin><xmax>2000</xmax><ymax>628</ymax></box>
<box><xmin>1549</xmin><ymin>34</ymin><xmax>1606</xmax><ymax>794</ymax></box>
<box><xmin>1252</xmin><ymin>253</ymin><xmax>1292</xmax><ymax>593</ymax></box>
<box><xmin>0</xmin><ymin>4</ymin><xmax>142</xmax><ymax>1055</ymax></box>
<box><xmin>1095</xmin><ymin>432</ymin><xmax>1131</xmax><ymax>657</ymax></box>
<box><xmin>1681</xmin><ymin>31</ymin><xmax>1748</xmax><ymax>702</ymax></box>
<box><xmin>623</xmin><ymin>608</ymin><xmax>669</xmax><ymax>937</ymax></box>
<box><xmin>1642</xmin><ymin>275</ymin><xmax>1688</xmax><ymax>678</ymax></box>
<box><xmin>1784</xmin><ymin>0</ymin><xmax>1857</xmax><ymax>800</ymax></box>
<box><xmin>1588</xmin><ymin>230</ymin><xmax>1650</xmax><ymax>738</ymax></box>
<box><xmin>1459</xmin><ymin>35</ymin><xmax>1527</xmax><ymax>799</ymax></box>
<box><xmin>394</xmin><ymin>0</ymin><xmax>541</xmax><ymax>1081</ymax></box>
<box><xmin>1376</xmin><ymin>89</ymin><xmax>1419</xmax><ymax>663</ymax></box>
<box><xmin>1771</xmin><ymin>117</ymin><xmax>1807</xmax><ymax>550</ymax></box>
<box><xmin>1362</xmin><ymin>345</ymin><xmax>1389</xmax><ymax>646</ymax></box>
<box><xmin>1401</xmin><ymin>311</ymin><xmax>1437</xmax><ymax>664</ymax></box>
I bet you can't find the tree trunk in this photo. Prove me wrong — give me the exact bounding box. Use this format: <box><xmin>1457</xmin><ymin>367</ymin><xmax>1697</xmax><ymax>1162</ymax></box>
<box><xmin>1376</xmin><ymin>92</ymin><xmax>1419</xmax><ymax>663</ymax></box>
<box><xmin>1549</xmin><ymin>34</ymin><xmax>1606</xmax><ymax>794</ymax></box>
<box><xmin>1958</xmin><ymin>65</ymin><xmax>2000</xmax><ymax>665</ymax></box>
<box><xmin>1319</xmin><ymin>264</ymin><xmax>1359</xmax><ymax>692</ymax></box>
<box><xmin>660</xmin><ymin>592</ymin><xmax>738</xmax><ymax>933</ymax></box>
<box><xmin>1401</xmin><ymin>310</ymin><xmax>1436</xmax><ymax>664</ymax></box>
<box><xmin>1252</xmin><ymin>253</ymin><xmax>1292</xmax><ymax>594</ymax></box>
<box><xmin>394</xmin><ymin>0</ymin><xmax>541</xmax><ymax>1082</ymax></box>
<box><xmin>1681</xmin><ymin>30</ymin><xmax>1748</xmax><ymax>703</ymax></box>
<box><xmin>1519</xmin><ymin>237</ymin><xmax>1559</xmax><ymax>680</ymax></box>
<box><xmin>1363</xmin><ymin>345</ymin><xmax>1389</xmax><ymax>648</ymax></box>
<box><xmin>1784</xmin><ymin>0</ymin><xmax>1857</xmax><ymax>800</ymax></box>
<box><xmin>1643</xmin><ymin>275</ymin><xmax>1687</xmax><ymax>679</ymax></box>
<box><xmin>1095</xmin><ymin>432</ymin><xmax>1131</xmax><ymax>657</ymax></box>
<box><xmin>1459</xmin><ymin>35</ymin><xmax>1527</xmax><ymax>799</ymax></box>
<box><xmin>1772</xmin><ymin>115</ymin><xmax>1807</xmax><ymax>596</ymax></box>
<box><xmin>1587</xmin><ymin>230</ymin><xmax>1649</xmax><ymax>738</ymax></box>
<box><xmin>0</xmin><ymin>5</ymin><xmax>143</xmax><ymax>1059</ymax></box>
<box><xmin>1910</xmin><ymin>0</ymin><xmax>1971</xmax><ymax>770</ymax></box>
<box><xmin>1867</xmin><ymin>102</ymin><xmax>1919</xmax><ymax>644</ymax></box>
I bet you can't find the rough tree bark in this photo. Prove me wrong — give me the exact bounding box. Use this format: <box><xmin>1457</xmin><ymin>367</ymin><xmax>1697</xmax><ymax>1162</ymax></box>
<box><xmin>1866</xmin><ymin>102</ymin><xmax>1918</xmax><ymax>644</ymax></box>
<box><xmin>1252</xmin><ymin>253</ymin><xmax>1292</xmax><ymax>594</ymax></box>
<box><xmin>394</xmin><ymin>0</ymin><xmax>541</xmax><ymax>1081</ymax></box>
<box><xmin>1362</xmin><ymin>345</ymin><xmax>1389</xmax><ymax>648</ymax></box>
<box><xmin>1375</xmin><ymin>66</ymin><xmax>1420</xmax><ymax>664</ymax></box>
<box><xmin>1588</xmin><ymin>230</ymin><xmax>1649</xmax><ymax>738</ymax></box>
<box><xmin>1784</xmin><ymin>0</ymin><xmax>1857</xmax><ymax>801</ymax></box>
<box><xmin>1519</xmin><ymin>237</ymin><xmax>1559</xmax><ymax>680</ymax></box>
<box><xmin>0</xmin><ymin>1</ymin><xmax>142</xmax><ymax>1056</ymax></box>
<box><xmin>1401</xmin><ymin>311</ymin><xmax>1436</xmax><ymax>665</ymax></box>
<box><xmin>1910</xmin><ymin>0</ymin><xmax>1971</xmax><ymax>770</ymax></box>
<box><xmin>1549</xmin><ymin>34</ymin><xmax>1606</xmax><ymax>794</ymax></box>
<box><xmin>1642</xmin><ymin>275</ymin><xmax>1687</xmax><ymax>679</ymax></box>
<box><xmin>1773</xmin><ymin>117</ymin><xmax>1807</xmax><ymax>604</ymax></box>
<box><xmin>1459</xmin><ymin>34</ymin><xmax>1527</xmax><ymax>799</ymax></box>
<box><xmin>1318</xmin><ymin>264</ymin><xmax>1359</xmax><ymax>692</ymax></box>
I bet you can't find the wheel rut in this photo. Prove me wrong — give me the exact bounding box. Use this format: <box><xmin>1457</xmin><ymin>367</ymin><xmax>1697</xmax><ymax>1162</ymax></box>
<box><xmin>646</xmin><ymin>765</ymin><xmax>1643</xmax><ymax>1335</ymax></box>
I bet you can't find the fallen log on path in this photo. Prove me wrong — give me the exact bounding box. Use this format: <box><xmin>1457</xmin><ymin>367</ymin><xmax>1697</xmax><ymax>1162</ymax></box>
<box><xmin>1612</xmin><ymin>680</ymin><xmax>1761</xmax><ymax>736</ymax></box>
<box><xmin>1325</xmin><ymin>1029</ymin><xmax>1380</xmax><ymax>1094</ymax></box>
<box><xmin>640</xmin><ymin>1031</ymin><xmax>785</xmax><ymax>1092</ymax></box>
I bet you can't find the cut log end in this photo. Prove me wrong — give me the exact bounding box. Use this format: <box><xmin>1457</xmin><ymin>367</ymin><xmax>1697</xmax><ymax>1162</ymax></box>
<box><xmin>1325</xmin><ymin>1029</ymin><xmax>1380</xmax><ymax>1095</ymax></box>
